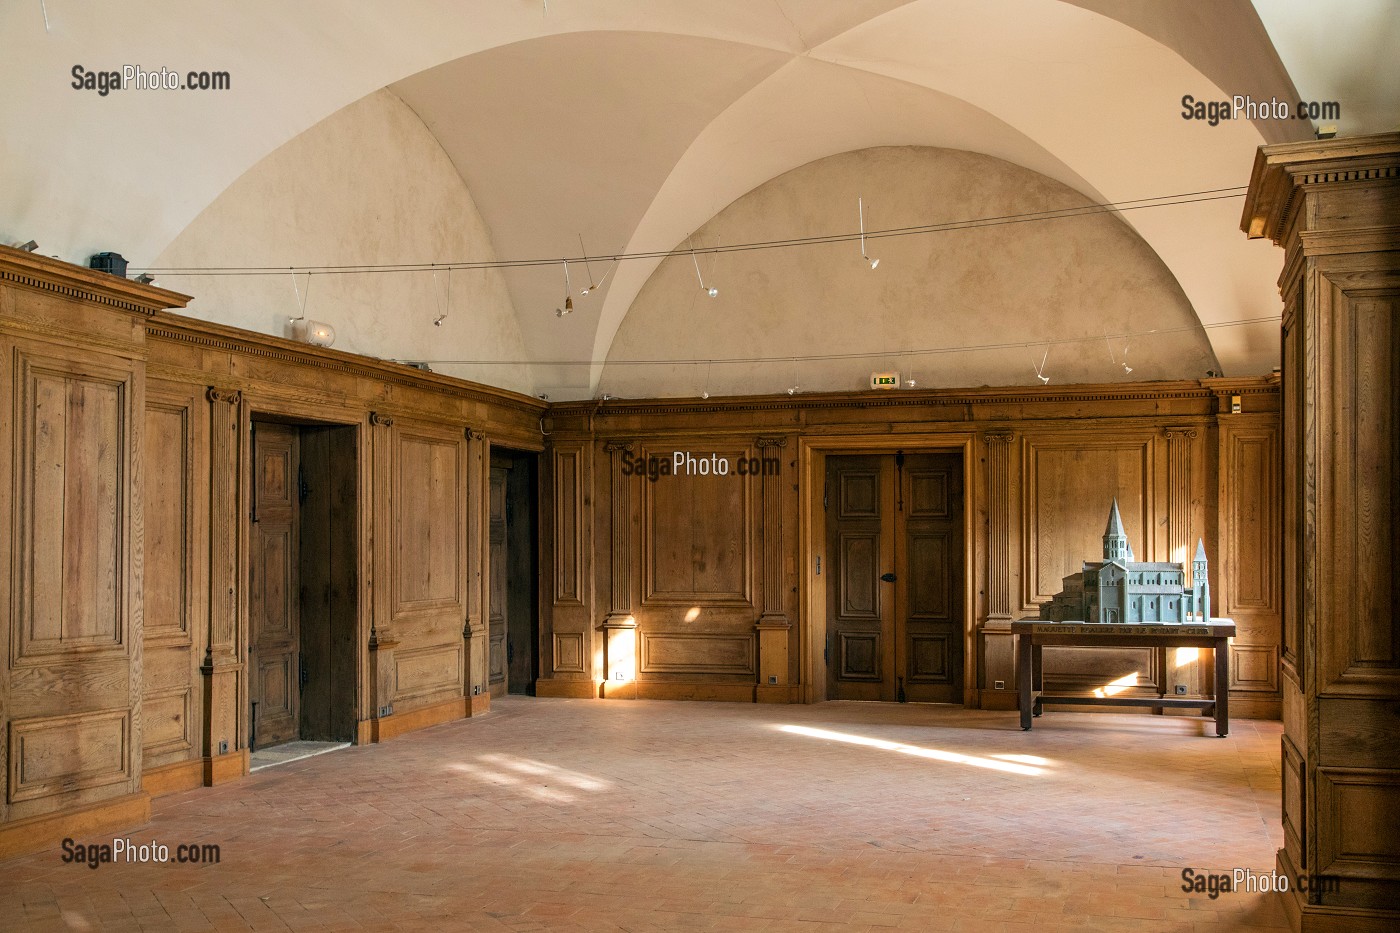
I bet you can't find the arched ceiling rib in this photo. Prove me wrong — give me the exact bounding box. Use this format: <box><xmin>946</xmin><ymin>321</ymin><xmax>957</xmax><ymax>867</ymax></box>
<box><xmin>1</xmin><ymin>0</ymin><xmax>1329</xmax><ymax>398</ymax></box>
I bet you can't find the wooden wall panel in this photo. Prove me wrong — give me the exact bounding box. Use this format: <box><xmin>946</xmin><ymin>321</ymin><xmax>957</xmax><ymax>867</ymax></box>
<box><xmin>552</xmin><ymin>448</ymin><xmax>584</xmax><ymax>606</ymax></box>
<box><xmin>9</xmin><ymin>709</ymin><xmax>131</xmax><ymax>804</ymax></box>
<box><xmin>394</xmin><ymin>433</ymin><xmax>463</xmax><ymax>610</ymax></box>
<box><xmin>1023</xmin><ymin>438</ymin><xmax>1150</xmax><ymax>607</ymax></box>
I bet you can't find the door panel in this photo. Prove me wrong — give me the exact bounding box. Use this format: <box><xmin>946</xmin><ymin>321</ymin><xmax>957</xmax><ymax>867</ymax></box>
<box><xmin>488</xmin><ymin>466</ymin><xmax>508</xmax><ymax>695</ymax></box>
<box><xmin>826</xmin><ymin>453</ymin><xmax>964</xmax><ymax>702</ymax></box>
<box><xmin>250</xmin><ymin>423</ymin><xmax>299</xmax><ymax>749</ymax></box>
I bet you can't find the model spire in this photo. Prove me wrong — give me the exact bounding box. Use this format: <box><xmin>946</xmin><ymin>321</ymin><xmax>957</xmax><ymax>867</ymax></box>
<box><xmin>1102</xmin><ymin>499</ymin><xmax>1129</xmax><ymax>563</ymax></box>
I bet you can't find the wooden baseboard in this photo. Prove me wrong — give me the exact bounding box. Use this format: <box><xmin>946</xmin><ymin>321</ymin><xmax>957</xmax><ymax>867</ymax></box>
<box><xmin>203</xmin><ymin>749</ymin><xmax>249</xmax><ymax>785</ymax></box>
<box><xmin>755</xmin><ymin>684</ymin><xmax>797</xmax><ymax>703</ymax></box>
<box><xmin>0</xmin><ymin>792</ymin><xmax>151</xmax><ymax>862</ymax></box>
<box><xmin>978</xmin><ymin>689</ymin><xmax>1018</xmax><ymax>711</ymax></box>
<box><xmin>366</xmin><ymin>696</ymin><xmax>468</xmax><ymax>742</ymax></box>
<box><xmin>1277</xmin><ymin>847</ymin><xmax>1400</xmax><ymax>933</ymax></box>
<box><xmin>534</xmin><ymin>678</ymin><xmax>598</xmax><ymax>699</ymax></box>
<box><xmin>633</xmin><ymin>681</ymin><xmax>758</xmax><ymax>702</ymax></box>
<box><xmin>470</xmin><ymin>692</ymin><xmax>491</xmax><ymax>715</ymax></box>
<box><xmin>1231</xmin><ymin>696</ymin><xmax>1282</xmax><ymax>720</ymax></box>
<box><xmin>141</xmin><ymin>759</ymin><xmax>204</xmax><ymax>797</ymax></box>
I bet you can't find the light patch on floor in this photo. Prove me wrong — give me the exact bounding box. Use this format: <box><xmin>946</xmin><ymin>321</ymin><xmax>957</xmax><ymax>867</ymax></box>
<box><xmin>249</xmin><ymin>740</ymin><xmax>350</xmax><ymax>772</ymax></box>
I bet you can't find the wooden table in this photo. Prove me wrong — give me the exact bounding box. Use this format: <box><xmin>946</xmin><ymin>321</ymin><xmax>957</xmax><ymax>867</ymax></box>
<box><xmin>1012</xmin><ymin>619</ymin><xmax>1236</xmax><ymax>736</ymax></box>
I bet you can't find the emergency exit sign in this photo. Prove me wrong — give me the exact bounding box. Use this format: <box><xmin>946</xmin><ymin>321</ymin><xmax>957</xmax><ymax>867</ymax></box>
<box><xmin>870</xmin><ymin>372</ymin><xmax>899</xmax><ymax>389</ymax></box>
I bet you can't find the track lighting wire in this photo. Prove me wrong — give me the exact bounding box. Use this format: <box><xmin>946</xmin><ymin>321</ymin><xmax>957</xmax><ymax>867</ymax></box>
<box><xmin>135</xmin><ymin>186</ymin><xmax>1249</xmax><ymax>277</ymax></box>
<box><xmin>400</xmin><ymin>314</ymin><xmax>1276</xmax><ymax>368</ymax></box>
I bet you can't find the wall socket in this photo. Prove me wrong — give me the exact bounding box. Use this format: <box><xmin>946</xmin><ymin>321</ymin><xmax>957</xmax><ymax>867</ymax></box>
<box><xmin>1174</xmin><ymin>684</ymin><xmax>1188</xmax><ymax>695</ymax></box>
<box><xmin>472</xmin><ymin>685</ymin><xmax>481</xmax><ymax>695</ymax></box>
<box><xmin>615</xmin><ymin>671</ymin><xmax>625</xmax><ymax>681</ymax></box>
<box><xmin>768</xmin><ymin>675</ymin><xmax>779</xmax><ymax>685</ymax></box>
<box><xmin>379</xmin><ymin>704</ymin><xmax>394</xmax><ymax>716</ymax></box>
<box><xmin>994</xmin><ymin>680</ymin><xmax>1006</xmax><ymax>690</ymax></box>
<box><xmin>218</xmin><ymin>739</ymin><xmax>228</xmax><ymax>755</ymax></box>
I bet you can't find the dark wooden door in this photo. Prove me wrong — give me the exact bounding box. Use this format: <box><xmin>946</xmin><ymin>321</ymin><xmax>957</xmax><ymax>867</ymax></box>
<box><xmin>488</xmin><ymin>465</ymin><xmax>508</xmax><ymax>696</ymax></box>
<box><xmin>250</xmin><ymin>423</ymin><xmax>300</xmax><ymax>748</ymax></box>
<box><xmin>825</xmin><ymin>453</ymin><xmax>964</xmax><ymax>702</ymax></box>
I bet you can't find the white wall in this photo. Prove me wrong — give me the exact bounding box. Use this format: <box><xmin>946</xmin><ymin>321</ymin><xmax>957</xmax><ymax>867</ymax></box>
<box><xmin>601</xmin><ymin>147</ymin><xmax>1217</xmax><ymax>398</ymax></box>
<box><xmin>152</xmin><ymin>89</ymin><xmax>533</xmax><ymax>394</ymax></box>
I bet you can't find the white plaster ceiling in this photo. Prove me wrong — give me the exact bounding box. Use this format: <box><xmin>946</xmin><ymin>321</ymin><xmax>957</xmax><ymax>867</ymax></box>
<box><xmin>5</xmin><ymin>0</ymin><xmax>1381</xmax><ymax>398</ymax></box>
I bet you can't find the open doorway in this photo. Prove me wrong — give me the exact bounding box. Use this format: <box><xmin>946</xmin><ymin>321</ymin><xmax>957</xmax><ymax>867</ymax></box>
<box><xmin>248</xmin><ymin>419</ymin><xmax>357</xmax><ymax>752</ymax></box>
<box><xmin>488</xmin><ymin>449</ymin><xmax>540</xmax><ymax>697</ymax></box>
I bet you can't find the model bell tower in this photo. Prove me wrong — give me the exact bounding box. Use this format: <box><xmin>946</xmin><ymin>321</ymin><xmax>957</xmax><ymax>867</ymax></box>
<box><xmin>1192</xmin><ymin>538</ymin><xmax>1210</xmax><ymax>622</ymax></box>
<box><xmin>1102</xmin><ymin>499</ymin><xmax>1129</xmax><ymax>564</ymax></box>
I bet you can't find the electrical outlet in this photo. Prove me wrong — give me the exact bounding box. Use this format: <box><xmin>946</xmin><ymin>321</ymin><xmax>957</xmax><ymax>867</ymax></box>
<box><xmin>614</xmin><ymin>671</ymin><xmax>625</xmax><ymax>681</ymax></box>
<box><xmin>218</xmin><ymin>739</ymin><xmax>228</xmax><ymax>755</ymax></box>
<box><xmin>472</xmin><ymin>685</ymin><xmax>481</xmax><ymax>696</ymax></box>
<box><xmin>768</xmin><ymin>675</ymin><xmax>779</xmax><ymax>685</ymax></box>
<box><xmin>1174</xmin><ymin>684</ymin><xmax>1188</xmax><ymax>695</ymax></box>
<box><xmin>379</xmin><ymin>704</ymin><xmax>393</xmax><ymax>717</ymax></box>
<box><xmin>994</xmin><ymin>680</ymin><xmax>1005</xmax><ymax>690</ymax></box>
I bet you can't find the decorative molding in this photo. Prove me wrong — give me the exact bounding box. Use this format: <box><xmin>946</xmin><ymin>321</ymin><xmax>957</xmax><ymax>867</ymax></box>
<box><xmin>1164</xmin><ymin>427</ymin><xmax>1194</xmax><ymax>571</ymax></box>
<box><xmin>602</xmin><ymin>440</ymin><xmax>634</xmax><ymax>453</ymax></box>
<box><xmin>465</xmin><ymin>426</ymin><xmax>484</xmax><ymax>440</ymax></box>
<box><xmin>369</xmin><ymin>411</ymin><xmax>395</xmax><ymax>427</ymax></box>
<box><xmin>758</xmin><ymin>437</ymin><xmax>790</xmax><ymax>626</ymax></box>
<box><xmin>986</xmin><ymin>431</ymin><xmax>1015</xmax><ymax>618</ymax></box>
<box><xmin>605</xmin><ymin>441</ymin><xmax>635</xmax><ymax>620</ymax></box>
<box><xmin>205</xmin><ymin>386</ymin><xmax>241</xmax><ymax>406</ymax></box>
<box><xmin>1162</xmin><ymin>426</ymin><xmax>1199</xmax><ymax>439</ymax></box>
<box><xmin>0</xmin><ymin>245</ymin><xmax>191</xmax><ymax>316</ymax></box>
<box><xmin>755</xmin><ymin>436</ymin><xmax>787</xmax><ymax>449</ymax></box>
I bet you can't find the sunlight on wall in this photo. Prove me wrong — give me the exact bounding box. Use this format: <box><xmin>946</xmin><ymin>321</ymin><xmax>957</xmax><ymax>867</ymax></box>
<box><xmin>1092</xmin><ymin>672</ymin><xmax>1140</xmax><ymax>698</ymax></box>
<box><xmin>1174</xmin><ymin>647</ymin><xmax>1200</xmax><ymax>669</ymax></box>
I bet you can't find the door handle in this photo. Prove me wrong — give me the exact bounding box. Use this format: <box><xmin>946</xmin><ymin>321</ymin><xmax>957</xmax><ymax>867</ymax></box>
<box><xmin>880</xmin><ymin>572</ymin><xmax>897</xmax><ymax>583</ymax></box>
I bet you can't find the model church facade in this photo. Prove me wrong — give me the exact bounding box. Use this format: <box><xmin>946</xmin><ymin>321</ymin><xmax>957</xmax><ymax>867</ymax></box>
<box><xmin>1039</xmin><ymin>500</ymin><xmax>1210</xmax><ymax>624</ymax></box>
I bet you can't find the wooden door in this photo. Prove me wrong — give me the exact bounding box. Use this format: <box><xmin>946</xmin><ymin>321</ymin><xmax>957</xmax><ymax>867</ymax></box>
<box><xmin>488</xmin><ymin>466</ymin><xmax>508</xmax><ymax>695</ymax></box>
<box><xmin>898</xmin><ymin>453</ymin><xmax>964</xmax><ymax>703</ymax></box>
<box><xmin>250</xmin><ymin>423</ymin><xmax>300</xmax><ymax>749</ymax></box>
<box><xmin>825</xmin><ymin>453</ymin><xmax>964</xmax><ymax>702</ymax></box>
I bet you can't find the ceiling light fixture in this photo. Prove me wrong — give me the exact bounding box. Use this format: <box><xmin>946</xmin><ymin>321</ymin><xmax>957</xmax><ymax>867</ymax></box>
<box><xmin>1106</xmin><ymin>336</ymin><xmax>1132</xmax><ymax>374</ymax></box>
<box><xmin>1033</xmin><ymin>347</ymin><xmax>1050</xmax><ymax>384</ymax></box>
<box><xmin>431</xmin><ymin>266</ymin><xmax>450</xmax><ymax>326</ymax></box>
<box><xmin>690</xmin><ymin>240</ymin><xmax>718</xmax><ymax>298</ymax></box>
<box><xmin>555</xmin><ymin>260</ymin><xmax>573</xmax><ymax>317</ymax></box>
<box><xmin>859</xmin><ymin>197</ymin><xmax>879</xmax><ymax>269</ymax></box>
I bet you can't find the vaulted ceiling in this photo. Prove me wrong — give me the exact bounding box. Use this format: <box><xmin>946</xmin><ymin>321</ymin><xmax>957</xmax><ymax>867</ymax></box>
<box><xmin>3</xmin><ymin>0</ymin><xmax>1395</xmax><ymax>398</ymax></box>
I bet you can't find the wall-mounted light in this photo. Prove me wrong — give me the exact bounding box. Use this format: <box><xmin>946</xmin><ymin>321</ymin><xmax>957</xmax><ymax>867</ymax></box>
<box><xmin>291</xmin><ymin>318</ymin><xmax>336</xmax><ymax>347</ymax></box>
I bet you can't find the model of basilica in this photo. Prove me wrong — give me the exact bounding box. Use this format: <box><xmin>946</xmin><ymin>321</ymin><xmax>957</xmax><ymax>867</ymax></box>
<box><xmin>1039</xmin><ymin>500</ymin><xmax>1211</xmax><ymax>624</ymax></box>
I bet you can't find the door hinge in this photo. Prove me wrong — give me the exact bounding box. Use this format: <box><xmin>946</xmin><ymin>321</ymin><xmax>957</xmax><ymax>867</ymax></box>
<box><xmin>298</xmin><ymin>466</ymin><xmax>309</xmax><ymax>504</ymax></box>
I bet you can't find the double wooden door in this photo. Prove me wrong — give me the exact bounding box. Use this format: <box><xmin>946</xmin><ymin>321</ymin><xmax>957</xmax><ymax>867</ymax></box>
<box><xmin>825</xmin><ymin>453</ymin><xmax>964</xmax><ymax>703</ymax></box>
<box><xmin>250</xmin><ymin>423</ymin><xmax>301</xmax><ymax>749</ymax></box>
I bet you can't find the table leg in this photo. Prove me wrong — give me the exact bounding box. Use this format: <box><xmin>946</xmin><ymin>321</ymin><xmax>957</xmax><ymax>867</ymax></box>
<box><xmin>1032</xmin><ymin>644</ymin><xmax>1043</xmax><ymax>717</ymax></box>
<box><xmin>1214</xmin><ymin>637</ymin><xmax>1230</xmax><ymax>737</ymax></box>
<box><xmin>1018</xmin><ymin>633</ymin><xmax>1032</xmax><ymax>730</ymax></box>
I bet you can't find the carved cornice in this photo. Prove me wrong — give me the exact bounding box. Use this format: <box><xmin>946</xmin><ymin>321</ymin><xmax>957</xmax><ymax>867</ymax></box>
<box><xmin>755</xmin><ymin>436</ymin><xmax>788</xmax><ymax>449</ymax></box>
<box><xmin>465</xmin><ymin>426</ymin><xmax>485</xmax><ymax>440</ymax></box>
<box><xmin>1163</xmin><ymin>427</ymin><xmax>1200</xmax><ymax>439</ymax></box>
<box><xmin>0</xmin><ymin>244</ymin><xmax>192</xmax><ymax>317</ymax></box>
<box><xmin>146</xmin><ymin>315</ymin><xmax>545</xmax><ymax>416</ymax></box>
<box><xmin>603</xmin><ymin>440</ymin><xmax>635</xmax><ymax>453</ymax></box>
<box><xmin>206</xmin><ymin>386</ymin><xmax>242</xmax><ymax>406</ymax></box>
<box><xmin>369</xmin><ymin>411</ymin><xmax>395</xmax><ymax>427</ymax></box>
<box><xmin>984</xmin><ymin>431</ymin><xmax>1014</xmax><ymax>445</ymax></box>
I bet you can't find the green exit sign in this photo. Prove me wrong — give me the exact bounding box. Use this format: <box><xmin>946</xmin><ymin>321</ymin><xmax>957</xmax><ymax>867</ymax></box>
<box><xmin>870</xmin><ymin>372</ymin><xmax>899</xmax><ymax>390</ymax></box>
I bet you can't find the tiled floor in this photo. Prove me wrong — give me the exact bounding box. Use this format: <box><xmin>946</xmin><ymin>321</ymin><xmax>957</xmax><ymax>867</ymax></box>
<box><xmin>1</xmin><ymin>699</ymin><xmax>1288</xmax><ymax>932</ymax></box>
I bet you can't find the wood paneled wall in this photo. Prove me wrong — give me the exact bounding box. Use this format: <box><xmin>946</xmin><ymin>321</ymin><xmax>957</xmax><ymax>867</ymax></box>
<box><xmin>0</xmin><ymin>247</ymin><xmax>544</xmax><ymax>858</ymax></box>
<box><xmin>1242</xmin><ymin>133</ymin><xmax>1400</xmax><ymax>931</ymax></box>
<box><xmin>538</xmin><ymin>382</ymin><xmax>1282</xmax><ymax>716</ymax></box>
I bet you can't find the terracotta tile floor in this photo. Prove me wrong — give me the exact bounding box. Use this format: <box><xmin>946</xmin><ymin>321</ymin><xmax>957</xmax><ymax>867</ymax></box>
<box><xmin>1</xmin><ymin>699</ymin><xmax>1289</xmax><ymax>932</ymax></box>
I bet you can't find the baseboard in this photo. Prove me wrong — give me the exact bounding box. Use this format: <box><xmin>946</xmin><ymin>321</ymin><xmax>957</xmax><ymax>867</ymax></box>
<box><xmin>755</xmin><ymin>684</ymin><xmax>798</xmax><ymax>703</ymax></box>
<box><xmin>366</xmin><ymin>696</ymin><xmax>468</xmax><ymax>742</ymax></box>
<box><xmin>978</xmin><ymin>689</ymin><xmax>1018</xmax><ymax>711</ymax></box>
<box><xmin>1277</xmin><ymin>847</ymin><xmax>1400</xmax><ymax>932</ymax></box>
<box><xmin>1231</xmin><ymin>696</ymin><xmax>1282</xmax><ymax>720</ymax></box>
<box><xmin>203</xmin><ymin>749</ymin><xmax>249</xmax><ymax>785</ymax></box>
<box><xmin>633</xmin><ymin>681</ymin><xmax>758</xmax><ymax>702</ymax></box>
<box><xmin>534</xmin><ymin>678</ymin><xmax>598</xmax><ymax>699</ymax></box>
<box><xmin>142</xmin><ymin>759</ymin><xmax>204</xmax><ymax>797</ymax></box>
<box><xmin>470</xmin><ymin>692</ymin><xmax>491</xmax><ymax>715</ymax></box>
<box><xmin>0</xmin><ymin>792</ymin><xmax>151</xmax><ymax>862</ymax></box>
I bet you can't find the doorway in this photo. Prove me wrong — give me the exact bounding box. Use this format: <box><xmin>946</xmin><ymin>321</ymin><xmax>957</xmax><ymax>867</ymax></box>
<box><xmin>824</xmin><ymin>452</ymin><xmax>965</xmax><ymax>702</ymax></box>
<box><xmin>488</xmin><ymin>450</ymin><xmax>540</xmax><ymax>697</ymax></box>
<box><xmin>249</xmin><ymin>420</ymin><xmax>357</xmax><ymax>751</ymax></box>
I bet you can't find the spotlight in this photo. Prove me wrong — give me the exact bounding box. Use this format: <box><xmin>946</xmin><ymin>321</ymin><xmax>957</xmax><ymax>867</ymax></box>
<box><xmin>1122</xmin><ymin>364</ymin><xmax>1133</xmax><ymax>374</ymax></box>
<box><xmin>691</xmin><ymin>244</ymin><xmax>719</xmax><ymax>298</ymax></box>
<box><xmin>787</xmin><ymin>387</ymin><xmax>796</xmax><ymax>396</ymax></box>
<box><xmin>905</xmin><ymin>378</ymin><xmax>916</xmax><ymax>388</ymax></box>
<box><xmin>859</xmin><ymin>197</ymin><xmax>879</xmax><ymax>270</ymax></box>
<box><xmin>707</xmin><ymin>286</ymin><xmax>719</xmax><ymax>298</ymax></box>
<box><xmin>291</xmin><ymin>318</ymin><xmax>335</xmax><ymax>348</ymax></box>
<box><xmin>1037</xmin><ymin>374</ymin><xmax>1050</xmax><ymax>384</ymax></box>
<box><xmin>555</xmin><ymin>296</ymin><xmax>574</xmax><ymax>318</ymax></box>
<box><xmin>432</xmin><ymin>314</ymin><xmax>446</xmax><ymax>327</ymax></box>
<box><xmin>17</xmin><ymin>240</ymin><xmax>38</xmax><ymax>252</ymax></box>
<box><xmin>135</xmin><ymin>273</ymin><xmax>156</xmax><ymax>285</ymax></box>
<box><xmin>701</xmin><ymin>391</ymin><xmax>710</xmax><ymax>400</ymax></box>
